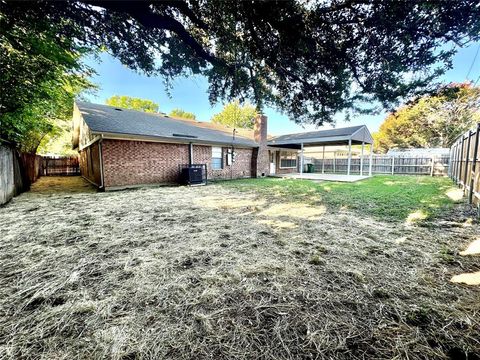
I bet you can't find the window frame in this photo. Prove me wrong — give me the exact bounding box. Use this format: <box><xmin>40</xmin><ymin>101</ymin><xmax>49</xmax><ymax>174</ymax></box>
<box><xmin>211</xmin><ymin>146</ymin><xmax>223</xmax><ymax>170</ymax></box>
<box><xmin>279</xmin><ymin>151</ymin><xmax>298</xmax><ymax>169</ymax></box>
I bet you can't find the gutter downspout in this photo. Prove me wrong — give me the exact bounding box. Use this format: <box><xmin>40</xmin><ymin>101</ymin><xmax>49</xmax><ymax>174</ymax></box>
<box><xmin>99</xmin><ymin>136</ymin><xmax>105</xmax><ymax>190</ymax></box>
<box><xmin>188</xmin><ymin>142</ymin><xmax>193</xmax><ymax>166</ymax></box>
<box><xmin>231</xmin><ymin>129</ymin><xmax>236</xmax><ymax>180</ymax></box>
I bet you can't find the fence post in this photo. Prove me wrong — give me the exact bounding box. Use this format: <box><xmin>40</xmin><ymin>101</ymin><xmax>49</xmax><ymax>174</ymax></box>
<box><xmin>458</xmin><ymin>136</ymin><xmax>465</xmax><ymax>187</ymax></box>
<box><xmin>430</xmin><ymin>156</ymin><xmax>435</xmax><ymax>176</ymax></box>
<box><xmin>469</xmin><ymin>124</ymin><xmax>479</xmax><ymax>204</ymax></box>
<box><xmin>360</xmin><ymin>142</ymin><xmax>364</xmax><ymax>176</ymax></box>
<box><xmin>463</xmin><ymin>130</ymin><xmax>472</xmax><ymax>194</ymax></box>
<box><xmin>333</xmin><ymin>153</ymin><xmax>336</xmax><ymax>173</ymax></box>
<box><xmin>454</xmin><ymin>142</ymin><xmax>459</xmax><ymax>182</ymax></box>
<box><xmin>448</xmin><ymin>146</ymin><xmax>453</xmax><ymax>177</ymax></box>
<box><xmin>391</xmin><ymin>156</ymin><xmax>395</xmax><ymax>175</ymax></box>
<box><xmin>347</xmin><ymin>138</ymin><xmax>352</xmax><ymax>176</ymax></box>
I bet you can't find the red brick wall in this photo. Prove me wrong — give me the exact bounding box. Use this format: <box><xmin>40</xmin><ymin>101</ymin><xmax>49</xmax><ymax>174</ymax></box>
<box><xmin>101</xmin><ymin>140</ymin><xmax>255</xmax><ymax>188</ymax></box>
<box><xmin>276</xmin><ymin>167</ymin><xmax>297</xmax><ymax>174</ymax></box>
<box><xmin>192</xmin><ymin>145</ymin><xmax>254</xmax><ymax>180</ymax></box>
<box><xmin>101</xmin><ymin>140</ymin><xmax>189</xmax><ymax>188</ymax></box>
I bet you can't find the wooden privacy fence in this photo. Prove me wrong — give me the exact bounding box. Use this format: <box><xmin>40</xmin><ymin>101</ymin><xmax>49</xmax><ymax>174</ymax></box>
<box><xmin>309</xmin><ymin>155</ymin><xmax>449</xmax><ymax>176</ymax></box>
<box><xmin>1</xmin><ymin>144</ymin><xmax>80</xmax><ymax>205</ymax></box>
<box><xmin>42</xmin><ymin>156</ymin><xmax>80</xmax><ymax>176</ymax></box>
<box><xmin>449</xmin><ymin>123</ymin><xmax>480</xmax><ymax>207</ymax></box>
<box><xmin>0</xmin><ymin>143</ymin><xmax>42</xmax><ymax>205</ymax></box>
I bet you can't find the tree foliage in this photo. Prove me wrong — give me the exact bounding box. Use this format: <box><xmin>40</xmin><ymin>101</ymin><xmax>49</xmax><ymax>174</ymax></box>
<box><xmin>0</xmin><ymin>3</ymin><xmax>94</xmax><ymax>152</ymax></box>
<box><xmin>37</xmin><ymin>119</ymin><xmax>78</xmax><ymax>156</ymax></box>
<box><xmin>105</xmin><ymin>95</ymin><xmax>159</xmax><ymax>113</ymax></box>
<box><xmin>3</xmin><ymin>0</ymin><xmax>479</xmax><ymax>127</ymax></box>
<box><xmin>373</xmin><ymin>83</ymin><xmax>480</xmax><ymax>153</ymax></box>
<box><xmin>169</xmin><ymin>108</ymin><xmax>196</xmax><ymax>120</ymax></box>
<box><xmin>211</xmin><ymin>101</ymin><xmax>257</xmax><ymax>129</ymax></box>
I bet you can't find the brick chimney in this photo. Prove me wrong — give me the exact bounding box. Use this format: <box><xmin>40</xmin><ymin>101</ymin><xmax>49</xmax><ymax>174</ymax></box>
<box><xmin>252</xmin><ymin>114</ymin><xmax>270</xmax><ymax>177</ymax></box>
<box><xmin>254</xmin><ymin>114</ymin><xmax>267</xmax><ymax>146</ymax></box>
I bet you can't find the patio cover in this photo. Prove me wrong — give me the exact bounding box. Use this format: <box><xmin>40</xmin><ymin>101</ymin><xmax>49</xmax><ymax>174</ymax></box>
<box><xmin>267</xmin><ymin>125</ymin><xmax>373</xmax><ymax>149</ymax></box>
<box><xmin>267</xmin><ymin>125</ymin><xmax>374</xmax><ymax>176</ymax></box>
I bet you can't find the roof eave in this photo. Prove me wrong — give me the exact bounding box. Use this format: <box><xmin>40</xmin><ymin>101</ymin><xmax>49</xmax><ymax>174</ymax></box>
<box><xmin>268</xmin><ymin>135</ymin><xmax>366</xmax><ymax>147</ymax></box>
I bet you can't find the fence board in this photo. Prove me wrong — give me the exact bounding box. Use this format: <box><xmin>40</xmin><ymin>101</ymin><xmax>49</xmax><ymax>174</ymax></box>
<box><xmin>0</xmin><ymin>145</ymin><xmax>15</xmax><ymax>205</ymax></box>
<box><xmin>449</xmin><ymin>123</ymin><xmax>480</xmax><ymax>208</ymax></box>
<box><xmin>42</xmin><ymin>156</ymin><xmax>80</xmax><ymax>176</ymax></box>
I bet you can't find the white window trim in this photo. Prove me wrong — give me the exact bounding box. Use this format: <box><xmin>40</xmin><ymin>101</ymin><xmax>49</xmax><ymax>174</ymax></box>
<box><xmin>279</xmin><ymin>151</ymin><xmax>298</xmax><ymax>169</ymax></box>
<box><xmin>212</xmin><ymin>146</ymin><xmax>223</xmax><ymax>170</ymax></box>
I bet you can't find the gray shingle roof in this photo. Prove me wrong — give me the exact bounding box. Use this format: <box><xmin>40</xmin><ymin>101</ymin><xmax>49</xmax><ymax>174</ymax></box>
<box><xmin>76</xmin><ymin>101</ymin><xmax>258</xmax><ymax>147</ymax></box>
<box><xmin>268</xmin><ymin>125</ymin><xmax>373</xmax><ymax>146</ymax></box>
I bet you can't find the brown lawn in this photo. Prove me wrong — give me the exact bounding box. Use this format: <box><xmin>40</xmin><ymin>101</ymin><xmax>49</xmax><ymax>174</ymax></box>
<box><xmin>0</xmin><ymin>176</ymin><xmax>478</xmax><ymax>359</ymax></box>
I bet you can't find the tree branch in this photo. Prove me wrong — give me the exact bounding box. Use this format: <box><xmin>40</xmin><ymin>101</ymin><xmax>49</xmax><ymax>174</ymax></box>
<box><xmin>160</xmin><ymin>1</ymin><xmax>209</xmax><ymax>32</ymax></box>
<box><xmin>81</xmin><ymin>0</ymin><xmax>231</xmax><ymax>71</ymax></box>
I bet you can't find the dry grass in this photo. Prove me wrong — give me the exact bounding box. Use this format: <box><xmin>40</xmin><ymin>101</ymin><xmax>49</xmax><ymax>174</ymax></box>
<box><xmin>0</xmin><ymin>176</ymin><xmax>479</xmax><ymax>360</ymax></box>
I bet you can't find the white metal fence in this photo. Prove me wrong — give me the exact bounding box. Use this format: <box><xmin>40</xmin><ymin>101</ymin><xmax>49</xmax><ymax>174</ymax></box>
<box><xmin>307</xmin><ymin>155</ymin><xmax>450</xmax><ymax>176</ymax></box>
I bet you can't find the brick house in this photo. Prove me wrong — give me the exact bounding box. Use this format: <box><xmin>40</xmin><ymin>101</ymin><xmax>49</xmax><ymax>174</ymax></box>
<box><xmin>72</xmin><ymin>102</ymin><xmax>300</xmax><ymax>190</ymax></box>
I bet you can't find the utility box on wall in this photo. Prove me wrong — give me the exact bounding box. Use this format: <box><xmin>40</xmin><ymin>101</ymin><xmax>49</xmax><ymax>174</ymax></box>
<box><xmin>226</xmin><ymin>148</ymin><xmax>236</xmax><ymax>166</ymax></box>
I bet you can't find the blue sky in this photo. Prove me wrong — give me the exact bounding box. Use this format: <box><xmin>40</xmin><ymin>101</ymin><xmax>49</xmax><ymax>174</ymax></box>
<box><xmin>84</xmin><ymin>42</ymin><xmax>480</xmax><ymax>135</ymax></box>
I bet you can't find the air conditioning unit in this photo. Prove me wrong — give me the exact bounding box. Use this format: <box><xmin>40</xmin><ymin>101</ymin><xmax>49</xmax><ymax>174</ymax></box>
<box><xmin>180</xmin><ymin>164</ymin><xmax>207</xmax><ymax>185</ymax></box>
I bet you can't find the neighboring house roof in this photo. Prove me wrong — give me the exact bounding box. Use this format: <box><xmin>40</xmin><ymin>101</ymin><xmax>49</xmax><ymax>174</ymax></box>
<box><xmin>304</xmin><ymin>145</ymin><xmax>364</xmax><ymax>153</ymax></box>
<box><xmin>76</xmin><ymin>101</ymin><xmax>258</xmax><ymax>147</ymax></box>
<box><xmin>303</xmin><ymin>146</ymin><xmax>363</xmax><ymax>158</ymax></box>
<box><xmin>386</xmin><ymin>148</ymin><xmax>450</xmax><ymax>156</ymax></box>
<box><xmin>268</xmin><ymin>125</ymin><xmax>373</xmax><ymax>148</ymax></box>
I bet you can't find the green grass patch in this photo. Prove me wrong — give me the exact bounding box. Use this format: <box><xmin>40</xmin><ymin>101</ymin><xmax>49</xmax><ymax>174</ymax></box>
<box><xmin>218</xmin><ymin>175</ymin><xmax>460</xmax><ymax>222</ymax></box>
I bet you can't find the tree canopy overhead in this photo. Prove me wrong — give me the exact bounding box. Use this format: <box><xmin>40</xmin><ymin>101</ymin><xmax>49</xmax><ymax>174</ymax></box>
<box><xmin>2</xmin><ymin>0</ymin><xmax>480</xmax><ymax>128</ymax></box>
<box><xmin>0</xmin><ymin>3</ymin><xmax>94</xmax><ymax>152</ymax></box>
<box><xmin>373</xmin><ymin>83</ymin><xmax>480</xmax><ymax>153</ymax></box>
<box><xmin>106</xmin><ymin>95</ymin><xmax>159</xmax><ymax>113</ymax></box>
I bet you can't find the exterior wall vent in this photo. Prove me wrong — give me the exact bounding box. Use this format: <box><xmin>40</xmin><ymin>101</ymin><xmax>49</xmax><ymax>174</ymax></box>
<box><xmin>172</xmin><ymin>133</ymin><xmax>198</xmax><ymax>138</ymax></box>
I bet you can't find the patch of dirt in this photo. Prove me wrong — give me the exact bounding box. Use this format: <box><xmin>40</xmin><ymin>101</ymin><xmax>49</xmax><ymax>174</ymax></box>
<box><xmin>0</xmin><ymin>177</ymin><xmax>479</xmax><ymax>359</ymax></box>
<box><xmin>29</xmin><ymin>175</ymin><xmax>97</xmax><ymax>194</ymax></box>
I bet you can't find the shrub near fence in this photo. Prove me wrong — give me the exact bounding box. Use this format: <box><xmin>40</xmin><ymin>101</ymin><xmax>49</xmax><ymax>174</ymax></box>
<box><xmin>449</xmin><ymin>123</ymin><xmax>480</xmax><ymax>208</ymax></box>
<box><xmin>310</xmin><ymin>155</ymin><xmax>449</xmax><ymax>176</ymax></box>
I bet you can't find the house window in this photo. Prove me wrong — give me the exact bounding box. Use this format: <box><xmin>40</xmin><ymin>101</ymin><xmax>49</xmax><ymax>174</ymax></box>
<box><xmin>279</xmin><ymin>151</ymin><xmax>297</xmax><ymax>168</ymax></box>
<box><xmin>212</xmin><ymin>147</ymin><xmax>223</xmax><ymax>170</ymax></box>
